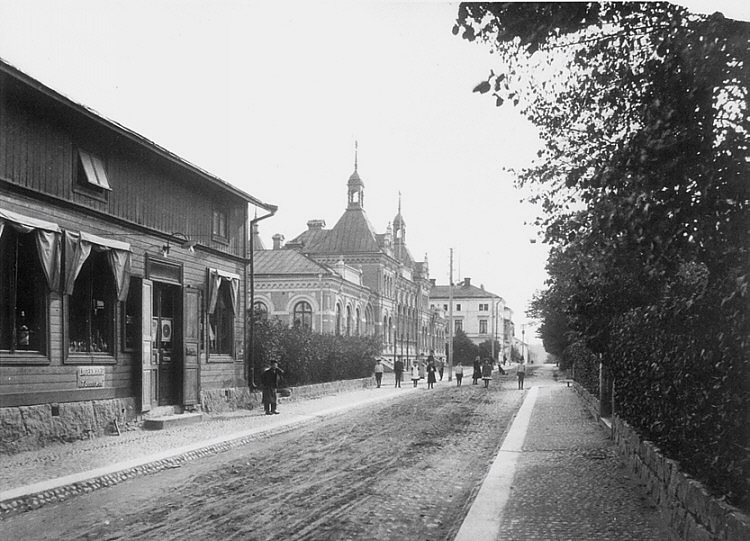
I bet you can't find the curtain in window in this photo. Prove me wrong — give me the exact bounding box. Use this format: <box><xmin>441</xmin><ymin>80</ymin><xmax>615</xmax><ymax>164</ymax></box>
<box><xmin>64</xmin><ymin>231</ymin><xmax>131</xmax><ymax>299</ymax></box>
<box><xmin>207</xmin><ymin>268</ymin><xmax>240</xmax><ymax>316</ymax></box>
<box><xmin>0</xmin><ymin>208</ymin><xmax>62</xmax><ymax>292</ymax></box>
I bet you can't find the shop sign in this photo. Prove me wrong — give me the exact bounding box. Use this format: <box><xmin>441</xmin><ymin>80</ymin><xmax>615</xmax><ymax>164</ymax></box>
<box><xmin>77</xmin><ymin>366</ymin><xmax>105</xmax><ymax>388</ymax></box>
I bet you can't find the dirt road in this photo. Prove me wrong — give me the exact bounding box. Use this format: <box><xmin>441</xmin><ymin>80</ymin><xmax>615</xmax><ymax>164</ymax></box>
<box><xmin>4</xmin><ymin>378</ymin><xmax>525</xmax><ymax>540</ymax></box>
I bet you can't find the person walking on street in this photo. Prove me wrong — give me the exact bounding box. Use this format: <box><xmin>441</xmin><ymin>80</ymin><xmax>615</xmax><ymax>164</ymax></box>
<box><xmin>374</xmin><ymin>359</ymin><xmax>384</xmax><ymax>388</ymax></box>
<box><xmin>454</xmin><ymin>362</ymin><xmax>464</xmax><ymax>386</ymax></box>
<box><xmin>481</xmin><ymin>358</ymin><xmax>493</xmax><ymax>388</ymax></box>
<box><xmin>411</xmin><ymin>361</ymin><xmax>420</xmax><ymax>388</ymax></box>
<box><xmin>472</xmin><ymin>356</ymin><xmax>482</xmax><ymax>385</ymax></box>
<box><xmin>437</xmin><ymin>355</ymin><xmax>445</xmax><ymax>381</ymax></box>
<box><xmin>517</xmin><ymin>359</ymin><xmax>526</xmax><ymax>390</ymax></box>
<box><xmin>261</xmin><ymin>360</ymin><xmax>284</xmax><ymax>415</ymax></box>
<box><xmin>426</xmin><ymin>357</ymin><xmax>437</xmax><ymax>389</ymax></box>
<box><xmin>394</xmin><ymin>358</ymin><xmax>404</xmax><ymax>388</ymax></box>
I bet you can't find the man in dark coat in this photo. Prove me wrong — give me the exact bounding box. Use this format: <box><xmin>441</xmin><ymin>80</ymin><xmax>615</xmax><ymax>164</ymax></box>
<box><xmin>261</xmin><ymin>360</ymin><xmax>284</xmax><ymax>415</ymax></box>
<box><xmin>394</xmin><ymin>358</ymin><xmax>404</xmax><ymax>388</ymax></box>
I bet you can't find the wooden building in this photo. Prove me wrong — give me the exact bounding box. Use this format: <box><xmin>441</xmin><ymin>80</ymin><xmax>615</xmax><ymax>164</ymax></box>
<box><xmin>0</xmin><ymin>59</ymin><xmax>276</xmax><ymax>453</ymax></box>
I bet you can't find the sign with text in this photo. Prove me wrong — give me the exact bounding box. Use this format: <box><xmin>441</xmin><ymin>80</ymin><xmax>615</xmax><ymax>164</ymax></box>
<box><xmin>77</xmin><ymin>366</ymin><xmax>105</xmax><ymax>388</ymax></box>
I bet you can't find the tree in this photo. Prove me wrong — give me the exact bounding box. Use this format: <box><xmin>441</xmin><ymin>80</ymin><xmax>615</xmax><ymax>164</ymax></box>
<box><xmin>478</xmin><ymin>338</ymin><xmax>501</xmax><ymax>361</ymax></box>
<box><xmin>452</xmin><ymin>328</ymin><xmax>479</xmax><ymax>365</ymax></box>
<box><xmin>455</xmin><ymin>2</ymin><xmax>749</xmax><ymax>508</ymax></box>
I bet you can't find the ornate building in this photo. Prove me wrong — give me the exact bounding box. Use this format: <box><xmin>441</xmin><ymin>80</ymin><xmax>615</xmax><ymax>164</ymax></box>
<box><xmin>252</xmin><ymin>154</ymin><xmax>446</xmax><ymax>367</ymax></box>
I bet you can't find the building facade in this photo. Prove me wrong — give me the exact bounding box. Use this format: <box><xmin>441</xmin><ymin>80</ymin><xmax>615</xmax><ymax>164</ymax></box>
<box><xmin>430</xmin><ymin>278</ymin><xmax>513</xmax><ymax>361</ymax></box>
<box><xmin>0</xmin><ymin>60</ymin><xmax>275</xmax><ymax>452</ymax></box>
<box><xmin>252</xmin><ymin>159</ymin><xmax>446</xmax><ymax>368</ymax></box>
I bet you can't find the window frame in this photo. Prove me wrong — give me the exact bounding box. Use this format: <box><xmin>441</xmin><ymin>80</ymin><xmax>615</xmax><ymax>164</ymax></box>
<box><xmin>211</xmin><ymin>208</ymin><xmax>229</xmax><ymax>243</ymax></box>
<box><xmin>73</xmin><ymin>148</ymin><xmax>111</xmax><ymax>202</ymax></box>
<box><xmin>292</xmin><ymin>300</ymin><xmax>313</xmax><ymax>330</ymax></box>
<box><xmin>0</xmin><ymin>227</ymin><xmax>51</xmax><ymax>364</ymax></box>
<box><xmin>64</xmin><ymin>249</ymin><xmax>119</xmax><ymax>365</ymax></box>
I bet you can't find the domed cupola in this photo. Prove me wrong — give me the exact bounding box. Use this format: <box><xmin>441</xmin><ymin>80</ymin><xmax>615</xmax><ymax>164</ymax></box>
<box><xmin>347</xmin><ymin>141</ymin><xmax>365</xmax><ymax>209</ymax></box>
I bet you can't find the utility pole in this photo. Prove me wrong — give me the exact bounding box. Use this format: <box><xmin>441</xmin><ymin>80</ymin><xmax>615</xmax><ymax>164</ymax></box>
<box><xmin>448</xmin><ymin>248</ymin><xmax>454</xmax><ymax>381</ymax></box>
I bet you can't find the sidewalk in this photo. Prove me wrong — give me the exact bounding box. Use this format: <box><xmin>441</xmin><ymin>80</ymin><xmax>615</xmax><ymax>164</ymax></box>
<box><xmin>455</xmin><ymin>364</ymin><xmax>671</xmax><ymax>541</ymax></box>
<box><xmin>0</xmin><ymin>372</ymin><xmax>426</xmax><ymax>516</ymax></box>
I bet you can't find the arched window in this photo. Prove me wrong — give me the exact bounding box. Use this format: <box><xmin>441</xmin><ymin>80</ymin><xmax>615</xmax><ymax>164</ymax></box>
<box><xmin>252</xmin><ymin>301</ymin><xmax>268</xmax><ymax>320</ymax></box>
<box><xmin>346</xmin><ymin>305</ymin><xmax>352</xmax><ymax>336</ymax></box>
<box><xmin>356</xmin><ymin>307</ymin><xmax>361</xmax><ymax>336</ymax></box>
<box><xmin>335</xmin><ymin>303</ymin><xmax>342</xmax><ymax>335</ymax></box>
<box><xmin>293</xmin><ymin>301</ymin><xmax>313</xmax><ymax>330</ymax></box>
<box><xmin>388</xmin><ymin>316</ymin><xmax>393</xmax><ymax>343</ymax></box>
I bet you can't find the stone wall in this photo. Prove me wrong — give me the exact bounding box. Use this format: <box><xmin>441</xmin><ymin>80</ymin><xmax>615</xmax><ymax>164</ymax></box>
<box><xmin>0</xmin><ymin>398</ymin><xmax>137</xmax><ymax>455</ymax></box>
<box><xmin>571</xmin><ymin>381</ymin><xmax>750</xmax><ymax>541</ymax></box>
<box><xmin>200</xmin><ymin>377</ymin><xmax>375</xmax><ymax>413</ymax></box>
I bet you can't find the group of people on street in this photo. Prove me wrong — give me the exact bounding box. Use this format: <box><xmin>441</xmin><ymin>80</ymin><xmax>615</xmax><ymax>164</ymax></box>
<box><xmin>260</xmin><ymin>353</ymin><xmax>528</xmax><ymax>417</ymax></box>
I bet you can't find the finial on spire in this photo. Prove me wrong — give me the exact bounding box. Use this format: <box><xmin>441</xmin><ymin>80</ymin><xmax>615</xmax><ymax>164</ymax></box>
<box><xmin>354</xmin><ymin>140</ymin><xmax>358</xmax><ymax>171</ymax></box>
<box><xmin>398</xmin><ymin>191</ymin><xmax>402</xmax><ymax>215</ymax></box>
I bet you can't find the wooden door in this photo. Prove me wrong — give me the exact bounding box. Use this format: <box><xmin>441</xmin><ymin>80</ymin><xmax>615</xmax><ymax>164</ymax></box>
<box><xmin>182</xmin><ymin>287</ymin><xmax>201</xmax><ymax>405</ymax></box>
<box><xmin>141</xmin><ymin>279</ymin><xmax>154</xmax><ymax>412</ymax></box>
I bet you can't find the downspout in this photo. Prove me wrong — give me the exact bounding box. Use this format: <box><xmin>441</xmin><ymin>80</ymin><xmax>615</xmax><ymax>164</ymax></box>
<box><xmin>246</xmin><ymin>205</ymin><xmax>277</xmax><ymax>389</ymax></box>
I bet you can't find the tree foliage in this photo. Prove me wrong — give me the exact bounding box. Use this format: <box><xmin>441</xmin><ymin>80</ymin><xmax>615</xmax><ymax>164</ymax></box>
<box><xmin>251</xmin><ymin>317</ymin><xmax>381</xmax><ymax>386</ymax></box>
<box><xmin>456</xmin><ymin>2</ymin><xmax>749</xmax><ymax>508</ymax></box>
<box><xmin>452</xmin><ymin>328</ymin><xmax>479</xmax><ymax>365</ymax></box>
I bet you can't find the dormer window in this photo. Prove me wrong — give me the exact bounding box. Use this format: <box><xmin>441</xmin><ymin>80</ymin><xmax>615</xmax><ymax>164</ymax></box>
<box><xmin>77</xmin><ymin>150</ymin><xmax>111</xmax><ymax>191</ymax></box>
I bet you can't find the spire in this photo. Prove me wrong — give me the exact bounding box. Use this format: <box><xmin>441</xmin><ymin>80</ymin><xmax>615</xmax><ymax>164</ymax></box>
<box><xmin>347</xmin><ymin>141</ymin><xmax>364</xmax><ymax>209</ymax></box>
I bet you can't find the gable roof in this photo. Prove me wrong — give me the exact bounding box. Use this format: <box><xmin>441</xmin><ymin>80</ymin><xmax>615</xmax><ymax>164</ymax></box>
<box><xmin>253</xmin><ymin>249</ymin><xmax>330</xmax><ymax>276</ymax></box>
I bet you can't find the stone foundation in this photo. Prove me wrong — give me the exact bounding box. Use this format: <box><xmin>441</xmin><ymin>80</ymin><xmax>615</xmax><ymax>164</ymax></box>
<box><xmin>572</xmin><ymin>380</ymin><xmax>750</xmax><ymax>541</ymax></box>
<box><xmin>0</xmin><ymin>398</ymin><xmax>137</xmax><ymax>455</ymax></box>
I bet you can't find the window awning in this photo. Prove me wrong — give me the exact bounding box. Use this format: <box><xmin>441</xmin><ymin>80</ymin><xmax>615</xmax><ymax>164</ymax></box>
<box><xmin>0</xmin><ymin>208</ymin><xmax>61</xmax><ymax>233</ymax></box>
<box><xmin>64</xmin><ymin>231</ymin><xmax>131</xmax><ymax>301</ymax></box>
<box><xmin>0</xmin><ymin>207</ymin><xmax>62</xmax><ymax>291</ymax></box>
<box><xmin>207</xmin><ymin>267</ymin><xmax>240</xmax><ymax>316</ymax></box>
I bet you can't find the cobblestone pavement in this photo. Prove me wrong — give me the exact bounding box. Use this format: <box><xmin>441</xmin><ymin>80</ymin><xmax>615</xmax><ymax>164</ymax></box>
<box><xmin>496</xmin><ymin>365</ymin><xmax>672</xmax><ymax>540</ymax></box>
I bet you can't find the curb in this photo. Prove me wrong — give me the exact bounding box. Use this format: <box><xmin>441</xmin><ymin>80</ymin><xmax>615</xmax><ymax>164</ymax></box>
<box><xmin>0</xmin><ymin>387</ymin><xmax>416</xmax><ymax>518</ymax></box>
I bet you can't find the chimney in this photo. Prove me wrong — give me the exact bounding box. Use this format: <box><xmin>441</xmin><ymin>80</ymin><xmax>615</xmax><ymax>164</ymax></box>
<box><xmin>464</xmin><ymin>277</ymin><xmax>471</xmax><ymax>287</ymax></box>
<box><xmin>272</xmin><ymin>233</ymin><xmax>285</xmax><ymax>250</ymax></box>
<box><xmin>307</xmin><ymin>219</ymin><xmax>326</xmax><ymax>230</ymax></box>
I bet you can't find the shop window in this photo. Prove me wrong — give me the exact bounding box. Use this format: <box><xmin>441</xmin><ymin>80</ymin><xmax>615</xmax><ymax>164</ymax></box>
<box><xmin>293</xmin><ymin>301</ymin><xmax>312</xmax><ymax>330</ymax></box>
<box><xmin>68</xmin><ymin>251</ymin><xmax>115</xmax><ymax>355</ymax></box>
<box><xmin>0</xmin><ymin>229</ymin><xmax>47</xmax><ymax>354</ymax></box>
<box><xmin>209</xmin><ymin>281</ymin><xmax>234</xmax><ymax>354</ymax></box>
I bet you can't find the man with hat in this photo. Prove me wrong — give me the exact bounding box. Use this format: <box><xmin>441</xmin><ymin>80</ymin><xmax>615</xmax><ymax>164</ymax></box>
<box><xmin>261</xmin><ymin>360</ymin><xmax>284</xmax><ymax>415</ymax></box>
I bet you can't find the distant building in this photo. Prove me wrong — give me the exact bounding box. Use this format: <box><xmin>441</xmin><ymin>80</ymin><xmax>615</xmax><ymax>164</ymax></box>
<box><xmin>0</xmin><ymin>59</ymin><xmax>276</xmax><ymax>452</ymax></box>
<box><xmin>252</xmin><ymin>153</ymin><xmax>446</xmax><ymax>367</ymax></box>
<box><xmin>429</xmin><ymin>278</ymin><xmax>513</xmax><ymax>361</ymax></box>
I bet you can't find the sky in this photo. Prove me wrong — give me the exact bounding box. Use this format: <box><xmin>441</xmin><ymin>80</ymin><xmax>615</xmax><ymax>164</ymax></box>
<box><xmin>1</xmin><ymin>1</ymin><xmax>747</xmax><ymax>348</ymax></box>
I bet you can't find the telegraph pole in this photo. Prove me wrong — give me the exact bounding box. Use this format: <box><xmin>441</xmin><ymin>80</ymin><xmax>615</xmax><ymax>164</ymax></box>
<box><xmin>448</xmin><ymin>248</ymin><xmax>454</xmax><ymax>381</ymax></box>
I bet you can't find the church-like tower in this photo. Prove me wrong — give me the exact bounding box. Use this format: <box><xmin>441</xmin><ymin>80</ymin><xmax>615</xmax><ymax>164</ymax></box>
<box><xmin>347</xmin><ymin>142</ymin><xmax>364</xmax><ymax>209</ymax></box>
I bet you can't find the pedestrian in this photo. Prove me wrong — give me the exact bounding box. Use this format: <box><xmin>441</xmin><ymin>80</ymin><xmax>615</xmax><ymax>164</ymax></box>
<box><xmin>517</xmin><ymin>359</ymin><xmax>526</xmax><ymax>390</ymax></box>
<box><xmin>411</xmin><ymin>361</ymin><xmax>420</xmax><ymax>388</ymax></box>
<box><xmin>417</xmin><ymin>356</ymin><xmax>426</xmax><ymax>380</ymax></box>
<box><xmin>454</xmin><ymin>362</ymin><xmax>463</xmax><ymax>387</ymax></box>
<box><xmin>394</xmin><ymin>358</ymin><xmax>404</xmax><ymax>388</ymax></box>
<box><xmin>481</xmin><ymin>358</ymin><xmax>493</xmax><ymax>388</ymax></box>
<box><xmin>437</xmin><ymin>356</ymin><xmax>445</xmax><ymax>381</ymax></box>
<box><xmin>374</xmin><ymin>359</ymin><xmax>384</xmax><ymax>388</ymax></box>
<box><xmin>426</xmin><ymin>357</ymin><xmax>437</xmax><ymax>389</ymax></box>
<box><xmin>261</xmin><ymin>360</ymin><xmax>284</xmax><ymax>415</ymax></box>
<box><xmin>472</xmin><ymin>356</ymin><xmax>482</xmax><ymax>385</ymax></box>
